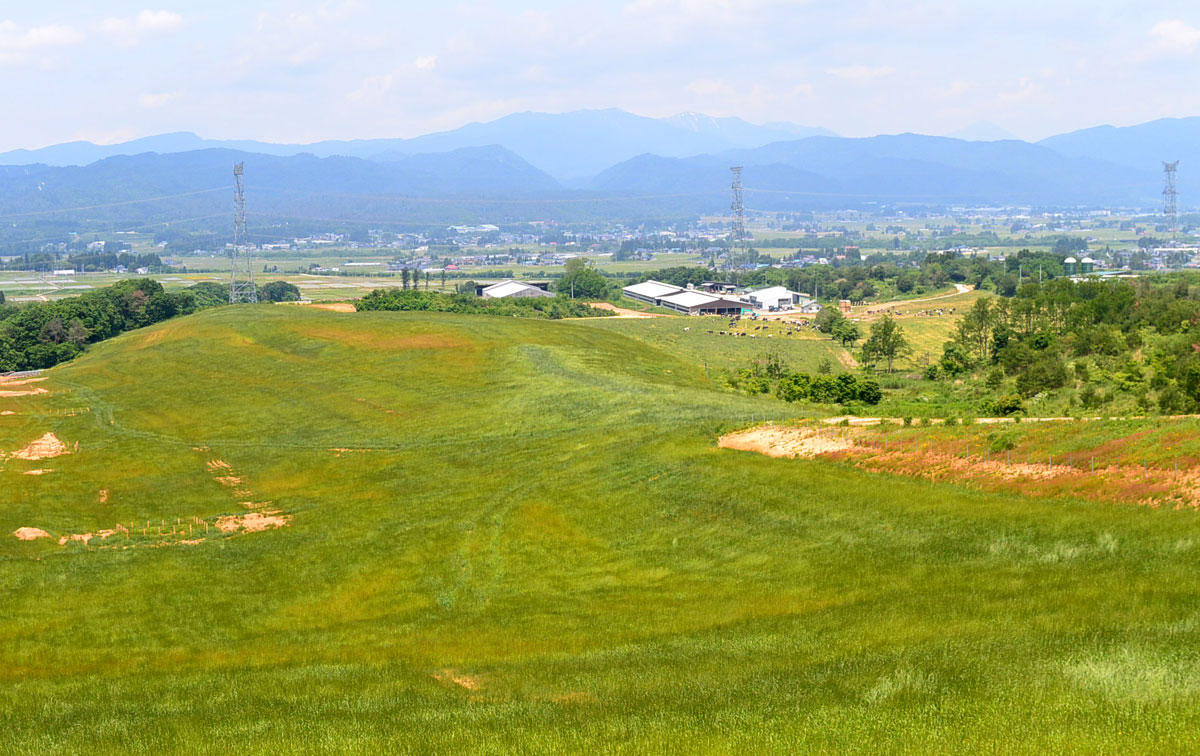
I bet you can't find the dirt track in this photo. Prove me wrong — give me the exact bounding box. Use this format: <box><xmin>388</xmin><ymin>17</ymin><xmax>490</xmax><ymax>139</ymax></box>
<box><xmin>584</xmin><ymin>303</ymin><xmax>667</xmax><ymax>319</ymax></box>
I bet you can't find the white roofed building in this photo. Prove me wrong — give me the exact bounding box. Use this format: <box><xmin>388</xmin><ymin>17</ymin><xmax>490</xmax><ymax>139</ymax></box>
<box><xmin>657</xmin><ymin>290</ymin><xmax>748</xmax><ymax>316</ymax></box>
<box><xmin>623</xmin><ymin>280</ymin><xmax>686</xmax><ymax>304</ymax></box>
<box><xmin>744</xmin><ymin>286</ymin><xmax>805</xmax><ymax>311</ymax></box>
<box><xmin>480</xmin><ymin>280</ymin><xmax>554</xmax><ymax>299</ymax></box>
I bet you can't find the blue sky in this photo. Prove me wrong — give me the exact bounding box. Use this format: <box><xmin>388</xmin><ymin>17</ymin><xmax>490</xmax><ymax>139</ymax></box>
<box><xmin>2</xmin><ymin>0</ymin><xmax>1200</xmax><ymax>149</ymax></box>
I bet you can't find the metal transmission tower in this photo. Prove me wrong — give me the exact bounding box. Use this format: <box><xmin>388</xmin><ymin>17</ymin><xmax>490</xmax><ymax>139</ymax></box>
<box><xmin>1163</xmin><ymin>161</ymin><xmax>1180</xmax><ymax>241</ymax></box>
<box><xmin>729</xmin><ymin>166</ymin><xmax>748</xmax><ymax>267</ymax></box>
<box><xmin>229</xmin><ymin>162</ymin><xmax>257</xmax><ymax>303</ymax></box>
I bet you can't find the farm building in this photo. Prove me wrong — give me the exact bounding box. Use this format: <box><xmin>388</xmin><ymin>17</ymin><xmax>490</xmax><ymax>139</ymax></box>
<box><xmin>480</xmin><ymin>280</ymin><xmax>554</xmax><ymax>299</ymax></box>
<box><xmin>743</xmin><ymin>286</ymin><xmax>814</xmax><ymax>311</ymax></box>
<box><xmin>623</xmin><ymin>280</ymin><xmax>687</xmax><ymax>305</ymax></box>
<box><xmin>657</xmin><ymin>291</ymin><xmax>748</xmax><ymax>316</ymax></box>
<box><xmin>622</xmin><ymin>280</ymin><xmax>748</xmax><ymax>315</ymax></box>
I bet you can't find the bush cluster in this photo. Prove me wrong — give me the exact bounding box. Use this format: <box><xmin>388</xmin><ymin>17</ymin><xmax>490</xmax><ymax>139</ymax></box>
<box><xmin>0</xmin><ymin>279</ymin><xmax>218</xmax><ymax>372</ymax></box>
<box><xmin>355</xmin><ymin>289</ymin><xmax>612</xmax><ymax>319</ymax></box>
<box><xmin>728</xmin><ymin>352</ymin><xmax>881</xmax><ymax>406</ymax></box>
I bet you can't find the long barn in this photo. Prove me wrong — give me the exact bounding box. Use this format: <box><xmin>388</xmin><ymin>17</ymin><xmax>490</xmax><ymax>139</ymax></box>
<box><xmin>622</xmin><ymin>280</ymin><xmax>748</xmax><ymax>316</ymax></box>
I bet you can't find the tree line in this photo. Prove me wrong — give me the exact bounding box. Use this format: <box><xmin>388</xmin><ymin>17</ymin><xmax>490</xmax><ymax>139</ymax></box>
<box><xmin>355</xmin><ymin>289</ymin><xmax>613</xmax><ymax>319</ymax></box>
<box><xmin>728</xmin><ymin>351</ymin><xmax>882</xmax><ymax>406</ymax></box>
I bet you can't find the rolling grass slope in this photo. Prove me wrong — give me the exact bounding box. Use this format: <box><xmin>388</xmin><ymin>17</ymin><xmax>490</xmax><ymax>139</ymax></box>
<box><xmin>3</xmin><ymin>306</ymin><xmax>1200</xmax><ymax>754</ymax></box>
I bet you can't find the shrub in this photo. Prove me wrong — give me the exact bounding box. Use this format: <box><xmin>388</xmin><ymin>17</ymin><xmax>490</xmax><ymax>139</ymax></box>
<box><xmin>987</xmin><ymin>394</ymin><xmax>1026</xmax><ymax>417</ymax></box>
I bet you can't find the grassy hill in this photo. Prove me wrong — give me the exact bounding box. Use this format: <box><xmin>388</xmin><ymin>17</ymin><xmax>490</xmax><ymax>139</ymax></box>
<box><xmin>5</xmin><ymin>306</ymin><xmax>1200</xmax><ymax>753</ymax></box>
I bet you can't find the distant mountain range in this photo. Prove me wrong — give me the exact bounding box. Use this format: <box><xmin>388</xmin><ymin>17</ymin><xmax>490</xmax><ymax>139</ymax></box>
<box><xmin>0</xmin><ymin>109</ymin><xmax>835</xmax><ymax>182</ymax></box>
<box><xmin>0</xmin><ymin>110</ymin><xmax>1195</xmax><ymax>228</ymax></box>
<box><xmin>591</xmin><ymin>134</ymin><xmax>1160</xmax><ymax>208</ymax></box>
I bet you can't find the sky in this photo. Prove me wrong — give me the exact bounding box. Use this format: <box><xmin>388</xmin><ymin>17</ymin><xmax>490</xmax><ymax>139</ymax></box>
<box><xmin>3</xmin><ymin>0</ymin><xmax>1200</xmax><ymax>150</ymax></box>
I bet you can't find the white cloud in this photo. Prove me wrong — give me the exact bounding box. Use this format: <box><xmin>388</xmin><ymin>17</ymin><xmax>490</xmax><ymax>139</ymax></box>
<box><xmin>0</xmin><ymin>22</ymin><xmax>85</xmax><ymax>51</ymax></box>
<box><xmin>791</xmin><ymin>83</ymin><xmax>814</xmax><ymax>97</ymax></box>
<box><xmin>1149</xmin><ymin>19</ymin><xmax>1200</xmax><ymax>54</ymax></box>
<box><xmin>138</xmin><ymin>91</ymin><xmax>182</xmax><ymax>108</ymax></box>
<box><xmin>414</xmin><ymin>55</ymin><xmax>437</xmax><ymax>71</ymax></box>
<box><xmin>826</xmin><ymin>64</ymin><xmax>896</xmax><ymax>84</ymax></box>
<box><xmin>97</xmin><ymin>10</ymin><xmax>183</xmax><ymax>46</ymax></box>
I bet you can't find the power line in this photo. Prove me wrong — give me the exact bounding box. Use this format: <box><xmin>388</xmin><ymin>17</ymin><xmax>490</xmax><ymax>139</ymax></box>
<box><xmin>0</xmin><ymin>187</ymin><xmax>232</xmax><ymax>220</ymax></box>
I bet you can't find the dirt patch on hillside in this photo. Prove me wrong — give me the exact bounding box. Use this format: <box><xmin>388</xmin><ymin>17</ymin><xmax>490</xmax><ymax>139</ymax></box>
<box><xmin>0</xmin><ymin>376</ymin><xmax>46</xmax><ymax>387</ymax></box>
<box><xmin>216</xmin><ymin>511</ymin><xmax>290</xmax><ymax>533</ymax></box>
<box><xmin>434</xmin><ymin>669</ymin><xmax>483</xmax><ymax>690</ymax></box>
<box><xmin>10</xmin><ymin>433</ymin><xmax>69</xmax><ymax>461</ymax></box>
<box><xmin>586</xmin><ymin>303</ymin><xmax>667</xmax><ymax>318</ymax></box>
<box><xmin>14</xmin><ymin>527</ymin><xmax>51</xmax><ymax>541</ymax></box>
<box><xmin>307</xmin><ymin>302</ymin><xmax>357</xmax><ymax>313</ymax></box>
<box><xmin>23</xmin><ymin>469</ymin><xmax>52</xmax><ymax>476</ymax></box>
<box><xmin>722</xmin><ymin>423</ymin><xmax>1200</xmax><ymax>510</ymax></box>
<box><xmin>719</xmin><ymin>426</ymin><xmax>854</xmax><ymax>457</ymax></box>
<box><xmin>0</xmin><ymin>387</ymin><xmax>48</xmax><ymax>398</ymax></box>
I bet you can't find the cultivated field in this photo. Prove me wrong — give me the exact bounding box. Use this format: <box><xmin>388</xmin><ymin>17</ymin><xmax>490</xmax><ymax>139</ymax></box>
<box><xmin>5</xmin><ymin>306</ymin><xmax>1200</xmax><ymax>753</ymax></box>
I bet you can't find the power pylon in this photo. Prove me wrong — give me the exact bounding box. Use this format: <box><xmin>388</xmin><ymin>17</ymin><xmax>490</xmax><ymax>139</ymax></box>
<box><xmin>1163</xmin><ymin>160</ymin><xmax>1180</xmax><ymax>242</ymax></box>
<box><xmin>729</xmin><ymin>166</ymin><xmax>747</xmax><ymax>267</ymax></box>
<box><xmin>230</xmin><ymin>162</ymin><xmax>257</xmax><ymax>303</ymax></box>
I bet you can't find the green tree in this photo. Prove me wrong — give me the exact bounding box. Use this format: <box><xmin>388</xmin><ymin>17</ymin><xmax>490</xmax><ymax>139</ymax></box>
<box><xmin>66</xmin><ymin>319</ymin><xmax>89</xmax><ymax>346</ymax></box>
<box><xmin>814</xmin><ymin>306</ymin><xmax>845</xmax><ymax>334</ymax></box>
<box><xmin>259</xmin><ymin>281</ymin><xmax>302</xmax><ymax>302</ymax></box>
<box><xmin>861</xmin><ymin>315</ymin><xmax>911</xmax><ymax>373</ymax></box>
<box><xmin>856</xmin><ymin>379</ymin><xmax>882</xmax><ymax>405</ymax></box>
<box><xmin>832</xmin><ymin>319</ymin><xmax>861</xmax><ymax>347</ymax></box>
<box><xmin>557</xmin><ymin>264</ymin><xmax>611</xmax><ymax>299</ymax></box>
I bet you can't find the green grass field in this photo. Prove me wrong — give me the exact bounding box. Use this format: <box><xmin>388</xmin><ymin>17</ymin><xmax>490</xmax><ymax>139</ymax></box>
<box><xmin>582</xmin><ymin>315</ymin><xmax>851</xmax><ymax>375</ymax></box>
<box><xmin>5</xmin><ymin>305</ymin><xmax>1200</xmax><ymax>753</ymax></box>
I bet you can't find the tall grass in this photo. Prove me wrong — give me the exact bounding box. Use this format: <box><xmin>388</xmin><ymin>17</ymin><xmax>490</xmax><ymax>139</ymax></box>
<box><xmin>2</xmin><ymin>306</ymin><xmax>1200</xmax><ymax>753</ymax></box>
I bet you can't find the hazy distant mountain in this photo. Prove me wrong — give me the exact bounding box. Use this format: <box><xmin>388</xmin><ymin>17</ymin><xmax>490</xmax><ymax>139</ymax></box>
<box><xmin>1038</xmin><ymin>118</ymin><xmax>1200</xmax><ymax>194</ymax></box>
<box><xmin>0</xmin><ymin>146</ymin><xmax>562</xmax><ymax>226</ymax></box>
<box><xmin>373</xmin><ymin>108</ymin><xmax>836</xmax><ymax>180</ymax></box>
<box><xmin>0</xmin><ymin>109</ymin><xmax>838</xmax><ymax>181</ymax></box>
<box><xmin>0</xmin><ymin>128</ymin><xmax>1178</xmax><ymax>232</ymax></box>
<box><xmin>660</xmin><ymin>113</ymin><xmax>835</xmax><ymax>144</ymax></box>
<box><xmin>592</xmin><ymin>133</ymin><xmax>1160</xmax><ymax>208</ymax></box>
<box><xmin>0</xmin><ymin>132</ymin><xmax>416</xmax><ymax>167</ymax></box>
<box><xmin>945</xmin><ymin>121</ymin><xmax>1019</xmax><ymax>142</ymax></box>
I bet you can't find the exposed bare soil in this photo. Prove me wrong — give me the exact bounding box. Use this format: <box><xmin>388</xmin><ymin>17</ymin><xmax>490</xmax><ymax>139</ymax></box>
<box><xmin>434</xmin><ymin>669</ymin><xmax>483</xmax><ymax>690</ymax></box>
<box><xmin>216</xmin><ymin>512</ymin><xmax>290</xmax><ymax>533</ymax></box>
<box><xmin>720</xmin><ymin>424</ymin><xmax>1200</xmax><ymax>510</ymax></box>
<box><xmin>585</xmin><ymin>303</ymin><xmax>667</xmax><ymax>319</ymax></box>
<box><xmin>10</xmin><ymin>433</ymin><xmax>69</xmax><ymax>461</ymax></box>
<box><xmin>719</xmin><ymin>426</ymin><xmax>854</xmax><ymax>457</ymax></box>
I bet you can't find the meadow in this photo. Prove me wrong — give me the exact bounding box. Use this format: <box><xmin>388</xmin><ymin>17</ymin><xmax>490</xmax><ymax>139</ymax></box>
<box><xmin>4</xmin><ymin>305</ymin><xmax>1200</xmax><ymax>753</ymax></box>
